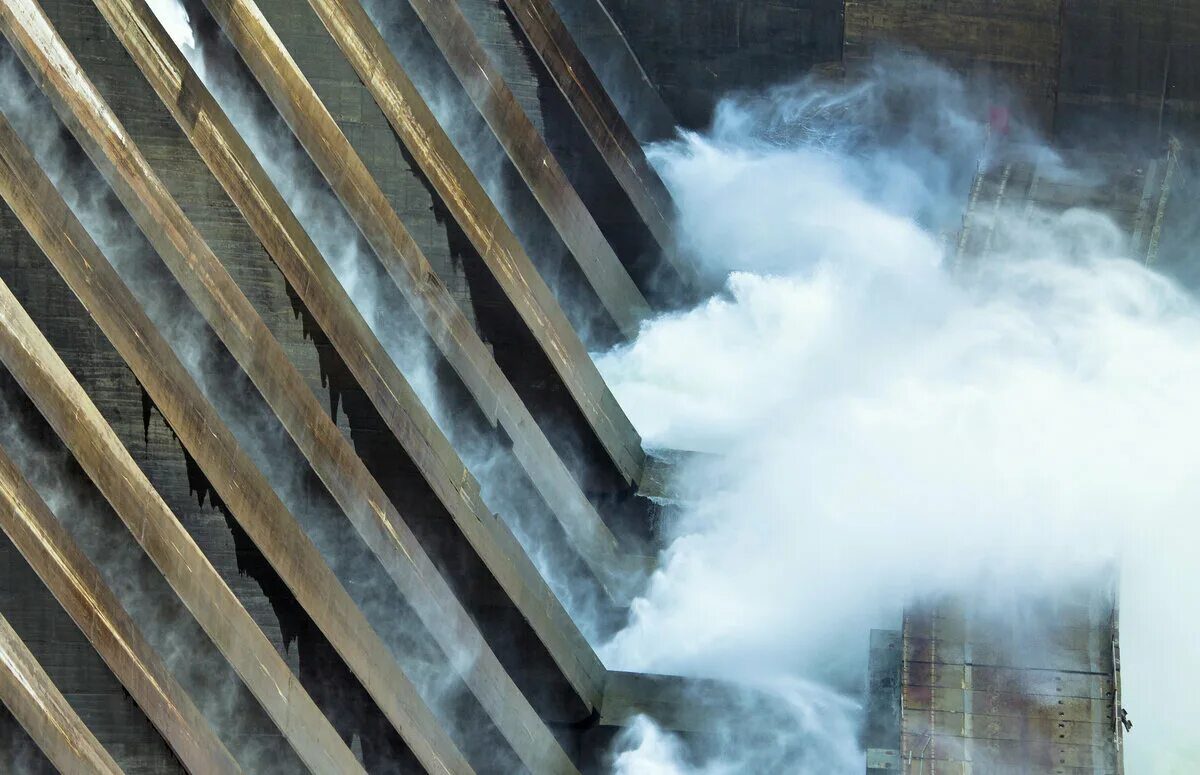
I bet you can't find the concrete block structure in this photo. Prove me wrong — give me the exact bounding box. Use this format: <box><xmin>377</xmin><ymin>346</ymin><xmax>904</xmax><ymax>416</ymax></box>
<box><xmin>0</xmin><ymin>0</ymin><xmax>1189</xmax><ymax>771</ymax></box>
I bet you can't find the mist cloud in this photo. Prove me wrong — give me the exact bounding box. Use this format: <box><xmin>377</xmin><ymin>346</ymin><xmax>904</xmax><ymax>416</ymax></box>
<box><xmin>599</xmin><ymin>55</ymin><xmax>1197</xmax><ymax>773</ymax></box>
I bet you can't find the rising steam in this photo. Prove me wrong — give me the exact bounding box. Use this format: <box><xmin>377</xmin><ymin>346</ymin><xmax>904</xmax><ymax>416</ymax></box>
<box><xmin>599</xmin><ymin>56</ymin><xmax>1197</xmax><ymax>773</ymax></box>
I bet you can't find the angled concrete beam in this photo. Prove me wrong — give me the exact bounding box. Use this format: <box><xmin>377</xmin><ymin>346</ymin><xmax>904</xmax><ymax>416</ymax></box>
<box><xmin>0</xmin><ymin>610</ymin><xmax>125</xmax><ymax>775</ymax></box>
<box><xmin>101</xmin><ymin>0</ymin><xmax>606</xmax><ymax>718</ymax></box>
<box><xmin>0</xmin><ymin>130</ymin><xmax>361</xmax><ymax>775</ymax></box>
<box><xmin>600</xmin><ymin>671</ymin><xmax>714</xmax><ymax>732</ymax></box>
<box><xmin>199</xmin><ymin>0</ymin><xmax>645</xmax><ymax>490</ymax></box>
<box><xmin>599</xmin><ymin>671</ymin><xmax>786</xmax><ymax>734</ymax></box>
<box><xmin>306</xmin><ymin>0</ymin><xmax>648</xmax><ymax>481</ymax></box>
<box><xmin>0</xmin><ymin>438</ymin><xmax>241</xmax><ymax>774</ymax></box>
<box><xmin>401</xmin><ymin>0</ymin><xmax>694</xmax><ymax>290</ymax></box>
<box><xmin>93</xmin><ymin>0</ymin><xmax>595</xmax><ymax>762</ymax></box>
<box><xmin>544</xmin><ymin>0</ymin><xmax>678</xmax><ymax>145</ymax></box>
<box><xmin>313</xmin><ymin>1</ymin><xmax>650</xmax><ymax>344</ymax></box>
<box><xmin>499</xmin><ymin>0</ymin><xmax>689</xmax><ymax>279</ymax></box>
<box><xmin>0</xmin><ymin>88</ymin><xmax>466</xmax><ymax>775</ymax></box>
<box><xmin>201</xmin><ymin>0</ymin><xmax>647</xmax><ymax>594</ymax></box>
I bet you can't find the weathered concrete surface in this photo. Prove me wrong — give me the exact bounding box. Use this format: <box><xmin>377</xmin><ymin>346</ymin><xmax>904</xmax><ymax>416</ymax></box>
<box><xmin>93</xmin><ymin>0</ymin><xmax>599</xmax><ymax>764</ymax></box>
<box><xmin>0</xmin><ymin>0</ymin><xmax>598</xmax><ymax>767</ymax></box>
<box><xmin>0</xmin><ymin>0</ymin><xmax>380</xmax><ymax>764</ymax></box>
<box><xmin>318</xmin><ymin>0</ymin><xmax>653</xmax><ymax>342</ymax></box>
<box><xmin>600</xmin><ymin>0</ymin><xmax>844</xmax><ymax>129</ymax></box>
<box><xmin>202</xmin><ymin>0</ymin><xmax>646</xmax><ymax>602</ymax></box>
<box><xmin>899</xmin><ymin>592</ymin><xmax>1122</xmax><ymax>774</ymax></box>
<box><xmin>0</xmin><ymin>610</ymin><xmax>125</xmax><ymax>775</ymax></box>
<box><xmin>845</xmin><ymin>0</ymin><xmax>1062</xmax><ymax>127</ymax></box>
<box><xmin>548</xmin><ymin>0</ymin><xmax>678</xmax><ymax>145</ymax></box>
<box><xmin>0</xmin><ymin>98</ymin><xmax>369</xmax><ymax>773</ymax></box>
<box><xmin>0</xmin><ymin>0</ymin><xmax>634</xmax><ymax>764</ymax></box>
<box><xmin>0</xmin><ymin>429</ymin><xmax>239</xmax><ymax>774</ymax></box>
<box><xmin>306</xmin><ymin>0</ymin><xmax>651</xmax><ymax>484</ymax></box>
<box><xmin>843</xmin><ymin>0</ymin><xmax>1200</xmax><ymax>140</ymax></box>
<box><xmin>0</xmin><ymin>7</ymin><xmax>475</xmax><ymax>763</ymax></box>
<box><xmin>501</xmin><ymin>0</ymin><xmax>697</xmax><ymax>289</ymax></box>
<box><xmin>1057</xmin><ymin>1</ymin><xmax>1200</xmax><ymax>142</ymax></box>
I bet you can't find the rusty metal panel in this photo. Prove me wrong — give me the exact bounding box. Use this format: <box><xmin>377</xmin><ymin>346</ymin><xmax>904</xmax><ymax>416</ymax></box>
<box><xmin>0</xmin><ymin>438</ymin><xmax>240</xmax><ymax>774</ymax></box>
<box><xmin>0</xmin><ymin>71</ymin><xmax>462</xmax><ymax>775</ymax></box>
<box><xmin>304</xmin><ymin>0</ymin><xmax>647</xmax><ymax>485</ymax></box>
<box><xmin>200</xmin><ymin>0</ymin><xmax>646</xmax><ymax>600</ymax></box>
<box><xmin>94</xmin><ymin>0</ymin><xmax>605</xmax><ymax>740</ymax></box>
<box><xmin>0</xmin><ymin>611</ymin><xmax>124</xmax><ymax>775</ymax></box>
<box><xmin>500</xmin><ymin>0</ymin><xmax>695</xmax><ymax>286</ymax></box>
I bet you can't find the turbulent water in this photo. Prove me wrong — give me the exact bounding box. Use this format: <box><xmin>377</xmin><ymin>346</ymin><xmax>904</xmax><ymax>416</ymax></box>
<box><xmin>599</xmin><ymin>56</ymin><xmax>1199</xmax><ymax>774</ymax></box>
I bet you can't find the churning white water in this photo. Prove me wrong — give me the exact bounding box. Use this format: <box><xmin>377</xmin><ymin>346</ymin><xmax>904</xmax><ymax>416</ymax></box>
<box><xmin>599</xmin><ymin>57</ymin><xmax>1198</xmax><ymax>774</ymax></box>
